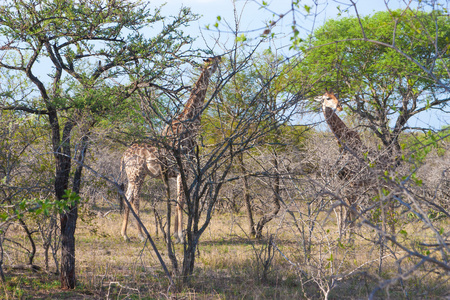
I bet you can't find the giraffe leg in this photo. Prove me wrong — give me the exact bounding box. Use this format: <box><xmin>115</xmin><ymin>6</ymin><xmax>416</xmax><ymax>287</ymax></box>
<box><xmin>133</xmin><ymin>193</ymin><xmax>146</xmax><ymax>242</ymax></box>
<box><xmin>174</xmin><ymin>173</ymin><xmax>185</xmax><ymax>244</ymax></box>
<box><xmin>175</xmin><ymin>201</ymin><xmax>184</xmax><ymax>244</ymax></box>
<box><xmin>334</xmin><ymin>205</ymin><xmax>344</xmax><ymax>238</ymax></box>
<box><xmin>173</xmin><ymin>207</ymin><xmax>179</xmax><ymax>242</ymax></box>
<box><xmin>346</xmin><ymin>196</ymin><xmax>357</xmax><ymax>236</ymax></box>
<box><xmin>121</xmin><ymin>183</ymin><xmax>134</xmax><ymax>242</ymax></box>
<box><xmin>129</xmin><ymin>178</ymin><xmax>146</xmax><ymax>242</ymax></box>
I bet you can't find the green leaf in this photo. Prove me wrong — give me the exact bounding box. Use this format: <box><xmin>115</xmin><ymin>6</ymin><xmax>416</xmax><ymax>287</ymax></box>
<box><xmin>236</xmin><ymin>34</ymin><xmax>247</xmax><ymax>43</ymax></box>
<box><xmin>304</xmin><ymin>5</ymin><xmax>311</xmax><ymax>14</ymax></box>
<box><xmin>0</xmin><ymin>212</ymin><xmax>8</xmax><ymax>221</ymax></box>
<box><xmin>327</xmin><ymin>253</ymin><xmax>334</xmax><ymax>262</ymax></box>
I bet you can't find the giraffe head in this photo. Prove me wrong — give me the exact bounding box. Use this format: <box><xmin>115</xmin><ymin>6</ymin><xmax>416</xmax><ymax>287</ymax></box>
<box><xmin>314</xmin><ymin>91</ymin><xmax>343</xmax><ymax>112</ymax></box>
<box><xmin>202</xmin><ymin>56</ymin><xmax>221</xmax><ymax>75</ymax></box>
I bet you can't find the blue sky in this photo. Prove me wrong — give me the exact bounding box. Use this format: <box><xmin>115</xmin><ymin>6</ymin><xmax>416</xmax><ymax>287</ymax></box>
<box><xmin>6</xmin><ymin>0</ymin><xmax>445</xmax><ymax>130</ymax></box>
<box><xmin>151</xmin><ymin>0</ymin><xmax>404</xmax><ymax>53</ymax></box>
<box><xmin>148</xmin><ymin>0</ymin><xmax>448</xmax><ymax>130</ymax></box>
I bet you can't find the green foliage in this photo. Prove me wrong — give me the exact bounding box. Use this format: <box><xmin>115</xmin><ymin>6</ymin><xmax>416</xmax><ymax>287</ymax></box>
<box><xmin>0</xmin><ymin>110</ymin><xmax>54</xmax><ymax>219</ymax></box>
<box><xmin>407</xmin><ymin>209</ymin><xmax>447</xmax><ymax>221</ymax></box>
<box><xmin>0</xmin><ymin>0</ymin><xmax>201</xmax><ymax>195</ymax></box>
<box><xmin>203</xmin><ymin>53</ymin><xmax>308</xmax><ymax>153</ymax></box>
<box><xmin>0</xmin><ymin>0</ymin><xmax>199</xmax><ymax>120</ymax></box>
<box><xmin>0</xmin><ymin>1</ymin><xmax>200</xmax><ymax>287</ymax></box>
<box><xmin>0</xmin><ymin>189</ymin><xmax>80</xmax><ymax>224</ymax></box>
<box><xmin>236</xmin><ymin>34</ymin><xmax>248</xmax><ymax>43</ymax></box>
<box><xmin>401</xmin><ymin>128</ymin><xmax>450</xmax><ymax>164</ymax></box>
<box><xmin>291</xmin><ymin>9</ymin><xmax>450</xmax><ymax>149</ymax></box>
<box><xmin>299</xmin><ymin>9</ymin><xmax>449</xmax><ymax>95</ymax></box>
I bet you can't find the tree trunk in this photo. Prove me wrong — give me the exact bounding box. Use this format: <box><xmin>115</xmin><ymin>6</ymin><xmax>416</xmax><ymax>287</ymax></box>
<box><xmin>181</xmin><ymin>181</ymin><xmax>195</xmax><ymax>282</ymax></box>
<box><xmin>0</xmin><ymin>235</ymin><xmax>6</xmax><ymax>282</ymax></box>
<box><xmin>40</xmin><ymin>217</ymin><xmax>57</xmax><ymax>271</ymax></box>
<box><xmin>239</xmin><ymin>154</ymin><xmax>255</xmax><ymax>236</ymax></box>
<box><xmin>52</xmin><ymin>119</ymin><xmax>72</xmax><ymax>201</ymax></box>
<box><xmin>255</xmin><ymin>155</ymin><xmax>281</xmax><ymax>239</ymax></box>
<box><xmin>182</xmin><ymin>234</ymin><xmax>197</xmax><ymax>283</ymax></box>
<box><xmin>60</xmin><ymin>204</ymin><xmax>78</xmax><ymax>289</ymax></box>
<box><xmin>49</xmin><ymin>113</ymin><xmax>75</xmax><ymax>288</ymax></box>
<box><xmin>61</xmin><ymin>131</ymin><xmax>91</xmax><ymax>289</ymax></box>
<box><xmin>163</xmin><ymin>171</ymin><xmax>178</xmax><ymax>274</ymax></box>
<box><xmin>18</xmin><ymin>218</ymin><xmax>36</xmax><ymax>266</ymax></box>
<box><xmin>181</xmin><ymin>152</ymin><xmax>201</xmax><ymax>282</ymax></box>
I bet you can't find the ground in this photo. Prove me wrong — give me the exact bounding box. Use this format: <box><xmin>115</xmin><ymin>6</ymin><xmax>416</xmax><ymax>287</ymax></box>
<box><xmin>1</xmin><ymin>204</ymin><xmax>449</xmax><ymax>299</ymax></box>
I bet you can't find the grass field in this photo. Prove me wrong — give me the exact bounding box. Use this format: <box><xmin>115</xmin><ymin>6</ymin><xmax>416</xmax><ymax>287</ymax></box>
<box><xmin>1</xmin><ymin>202</ymin><xmax>449</xmax><ymax>299</ymax></box>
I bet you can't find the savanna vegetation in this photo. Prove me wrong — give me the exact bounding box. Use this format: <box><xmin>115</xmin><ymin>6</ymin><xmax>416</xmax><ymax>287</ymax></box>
<box><xmin>0</xmin><ymin>0</ymin><xmax>449</xmax><ymax>299</ymax></box>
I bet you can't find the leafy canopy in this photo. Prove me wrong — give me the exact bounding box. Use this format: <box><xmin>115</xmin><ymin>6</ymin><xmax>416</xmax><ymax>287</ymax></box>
<box><xmin>294</xmin><ymin>9</ymin><xmax>450</xmax><ymax>146</ymax></box>
<box><xmin>0</xmin><ymin>0</ymin><xmax>198</xmax><ymax>118</ymax></box>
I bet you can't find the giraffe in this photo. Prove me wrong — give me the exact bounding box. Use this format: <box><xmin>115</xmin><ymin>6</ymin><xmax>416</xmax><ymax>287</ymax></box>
<box><xmin>314</xmin><ymin>91</ymin><xmax>363</xmax><ymax>153</ymax></box>
<box><xmin>314</xmin><ymin>91</ymin><xmax>365</xmax><ymax>235</ymax></box>
<box><xmin>121</xmin><ymin>56</ymin><xmax>221</xmax><ymax>243</ymax></box>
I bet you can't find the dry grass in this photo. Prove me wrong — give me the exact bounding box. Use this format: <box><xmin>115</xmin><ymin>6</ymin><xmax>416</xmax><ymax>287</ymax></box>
<box><xmin>1</xmin><ymin>202</ymin><xmax>449</xmax><ymax>299</ymax></box>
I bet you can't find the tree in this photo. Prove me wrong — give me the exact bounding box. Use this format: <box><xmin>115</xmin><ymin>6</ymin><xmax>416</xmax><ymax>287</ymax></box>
<box><xmin>230</xmin><ymin>1</ymin><xmax>450</xmax><ymax>296</ymax></box>
<box><xmin>296</xmin><ymin>9</ymin><xmax>450</xmax><ymax>155</ymax></box>
<box><xmin>0</xmin><ymin>0</ymin><xmax>197</xmax><ymax>289</ymax></box>
<box><xmin>203</xmin><ymin>52</ymin><xmax>311</xmax><ymax>238</ymax></box>
<box><xmin>134</xmin><ymin>45</ymin><xmax>309</xmax><ymax>280</ymax></box>
<box><xmin>0</xmin><ymin>110</ymin><xmax>51</xmax><ymax>276</ymax></box>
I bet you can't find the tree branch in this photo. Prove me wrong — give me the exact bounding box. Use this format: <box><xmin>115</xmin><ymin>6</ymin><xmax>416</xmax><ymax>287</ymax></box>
<box><xmin>0</xmin><ymin>105</ymin><xmax>48</xmax><ymax>115</ymax></box>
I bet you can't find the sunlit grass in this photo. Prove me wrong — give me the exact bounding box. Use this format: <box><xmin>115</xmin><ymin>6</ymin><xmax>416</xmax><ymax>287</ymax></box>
<box><xmin>1</xmin><ymin>203</ymin><xmax>449</xmax><ymax>299</ymax></box>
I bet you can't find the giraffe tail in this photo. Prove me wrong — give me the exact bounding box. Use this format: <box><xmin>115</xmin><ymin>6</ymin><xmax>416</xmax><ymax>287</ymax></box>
<box><xmin>119</xmin><ymin>183</ymin><xmax>125</xmax><ymax>213</ymax></box>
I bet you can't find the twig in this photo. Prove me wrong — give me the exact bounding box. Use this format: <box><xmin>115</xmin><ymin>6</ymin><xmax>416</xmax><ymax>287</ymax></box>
<box><xmin>106</xmin><ymin>281</ymin><xmax>140</xmax><ymax>300</ymax></box>
<box><xmin>271</xmin><ymin>240</ymin><xmax>308</xmax><ymax>276</ymax></box>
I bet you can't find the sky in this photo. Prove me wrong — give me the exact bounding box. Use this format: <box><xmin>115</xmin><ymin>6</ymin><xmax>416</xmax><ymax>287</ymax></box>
<box><xmin>5</xmin><ymin>0</ymin><xmax>446</xmax><ymax>130</ymax></box>
<box><xmin>146</xmin><ymin>0</ymin><xmax>448</xmax><ymax>130</ymax></box>
<box><xmin>150</xmin><ymin>0</ymin><xmax>403</xmax><ymax>54</ymax></box>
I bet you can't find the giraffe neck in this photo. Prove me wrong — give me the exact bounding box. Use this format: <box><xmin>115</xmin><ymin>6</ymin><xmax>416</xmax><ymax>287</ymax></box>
<box><xmin>177</xmin><ymin>68</ymin><xmax>212</xmax><ymax>123</ymax></box>
<box><xmin>323</xmin><ymin>107</ymin><xmax>362</xmax><ymax>150</ymax></box>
